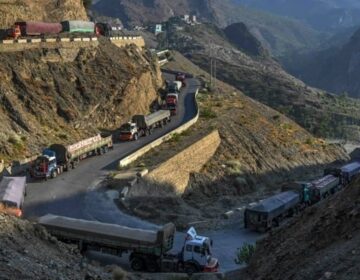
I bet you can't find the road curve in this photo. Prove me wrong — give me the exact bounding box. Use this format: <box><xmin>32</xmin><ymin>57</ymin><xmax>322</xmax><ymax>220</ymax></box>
<box><xmin>23</xmin><ymin>75</ymin><xmax>261</xmax><ymax>272</ymax></box>
<box><xmin>23</xmin><ymin>75</ymin><xmax>199</xmax><ymax>220</ymax></box>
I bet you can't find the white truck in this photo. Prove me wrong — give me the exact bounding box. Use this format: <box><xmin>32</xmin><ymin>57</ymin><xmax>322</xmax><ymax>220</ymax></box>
<box><xmin>120</xmin><ymin>110</ymin><xmax>171</xmax><ymax>141</ymax></box>
<box><xmin>38</xmin><ymin>215</ymin><xmax>219</xmax><ymax>274</ymax></box>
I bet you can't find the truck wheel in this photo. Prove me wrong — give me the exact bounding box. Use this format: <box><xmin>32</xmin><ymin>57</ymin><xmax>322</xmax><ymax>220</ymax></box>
<box><xmin>131</xmin><ymin>257</ymin><xmax>145</xmax><ymax>271</ymax></box>
<box><xmin>51</xmin><ymin>171</ymin><xmax>57</xmax><ymax>179</ymax></box>
<box><xmin>184</xmin><ymin>264</ymin><xmax>198</xmax><ymax>275</ymax></box>
<box><xmin>134</xmin><ymin>134</ymin><xmax>138</xmax><ymax>141</ymax></box>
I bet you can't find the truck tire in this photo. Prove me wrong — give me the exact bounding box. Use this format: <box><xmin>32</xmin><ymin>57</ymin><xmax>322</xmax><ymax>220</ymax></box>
<box><xmin>184</xmin><ymin>263</ymin><xmax>199</xmax><ymax>275</ymax></box>
<box><xmin>51</xmin><ymin>170</ymin><xmax>57</xmax><ymax>179</ymax></box>
<box><xmin>133</xmin><ymin>134</ymin><xmax>138</xmax><ymax>141</ymax></box>
<box><xmin>131</xmin><ymin>257</ymin><xmax>145</xmax><ymax>271</ymax></box>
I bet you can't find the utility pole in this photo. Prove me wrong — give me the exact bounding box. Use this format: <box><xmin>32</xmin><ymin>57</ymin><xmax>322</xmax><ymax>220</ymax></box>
<box><xmin>209</xmin><ymin>43</ymin><xmax>217</xmax><ymax>92</ymax></box>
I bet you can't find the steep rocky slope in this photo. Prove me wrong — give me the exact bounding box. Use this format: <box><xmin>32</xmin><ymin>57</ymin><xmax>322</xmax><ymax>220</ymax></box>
<box><xmin>0</xmin><ymin>214</ymin><xmax>111</xmax><ymax>279</ymax></box>
<box><xmin>0</xmin><ymin>39</ymin><xmax>162</xmax><ymax>162</ymax></box>
<box><xmin>245</xmin><ymin>177</ymin><xmax>360</xmax><ymax>280</ymax></box>
<box><xmin>233</xmin><ymin>0</ymin><xmax>360</xmax><ymax>31</ymax></box>
<box><xmin>286</xmin><ymin>27</ymin><xmax>360</xmax><ymax>99</ymax></box>
<box><xmin>161</xmin><ymin>23</ymin><xmax>360</xmax><ymax>140</ymax></box>
<box><xmin>0</xmin><ymin>0</ymin><xmax>88</xmax><ymax>29</ymax></box>
<box><xmin>92</xmin><ymin>0</ymin><xmax>320</xmax><ymax>56</ymax></box>
<box><xmin>119</xmin><ymin>51</ymin><xmax>349</xmax><ymax>229</ymax></box>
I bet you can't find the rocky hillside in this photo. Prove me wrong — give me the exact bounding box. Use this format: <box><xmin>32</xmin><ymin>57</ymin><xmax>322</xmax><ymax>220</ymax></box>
<box><xmin>92</xmin><ymin>0</ymin><xmax>320</xmax><ymax>56</ymax></box>
<box><xmin>120</xmin><ymin>51</ymin><xmax>349</xmax><ymax>230</ymax></box>
<box><xmin>0</xmin><ymin>214</ymin><xmax>111</xmax><ymax>279</ymax></box>
<box><xmin>0</xmin><ymin>0</ymin><xmax>88</xmax><ymax>29</ymax></box>
<box><xmin>245</xmin><ymin>177</ymin><xmax>360</xmax><ymax>280</ymax></box>
<box><xmin>161</xmin><ymin>23</ymin><xmax>360</xmax><ymax>140</ymax></box>
<box><xmin>285</xmin><ymin>27</ymin><xmax>360</xmax><ymax>99</ymax></box>
<box><xmin>0</xmin><ymin>39</ymin><xmax>162</xmax><ymax>162</ymax></box>
<box><xmin>233</xmin><ymin>0</ymin><xmax>360</xmax><ymax>31</ymax></box>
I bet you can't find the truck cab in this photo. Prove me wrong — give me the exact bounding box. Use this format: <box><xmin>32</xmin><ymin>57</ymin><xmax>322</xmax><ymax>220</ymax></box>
<box><xmin>166</xmin><ymin>93</ymin><xmax>178</xmax><ymax>106</ymax></box>
<box><xmin>30</xmin><ymin>149</ymin><xmax>59</xmax><ymax>179</ymax></box>
<box><xmin>181</xmin><ymin>227</ymin><xmax>219</xmax><ymax>273</ymax></box>
<box><xmin>176</xmin><ymin>73</ymin><xmax>187</xmax><ymax>87</ymax></box>
<box><xmin>120</xmin><ymin>122</ymin><xmax>139</xmax><ymax>141</ymax></box>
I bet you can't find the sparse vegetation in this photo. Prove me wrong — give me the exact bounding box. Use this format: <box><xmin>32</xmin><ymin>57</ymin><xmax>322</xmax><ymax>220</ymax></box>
<box><xmin>235</xmin><ymin>243</ymin><xmax>256</xmax><ymax>265</ymax></box>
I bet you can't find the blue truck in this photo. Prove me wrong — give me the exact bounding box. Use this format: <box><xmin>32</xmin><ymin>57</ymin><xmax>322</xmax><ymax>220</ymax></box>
<box><xmin>30</xmin><ymin>134</ymin><xmax>113</xmax><ymax>180</ymax></box>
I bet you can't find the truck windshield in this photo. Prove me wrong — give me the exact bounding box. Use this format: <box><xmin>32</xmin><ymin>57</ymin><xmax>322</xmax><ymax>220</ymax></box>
<box><xmin>120</xmin><ymin>124</ymin><xmax>132</xmax><ymax>131</ymax></box>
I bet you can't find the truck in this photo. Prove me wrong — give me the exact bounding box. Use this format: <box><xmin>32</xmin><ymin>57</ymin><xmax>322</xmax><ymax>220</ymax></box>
<box><xmin>176</xmin><ymin>73</ymin><xmax>187</xmax><ymax>87</ymax></box>
<box><xmin>244</xmin><ymin>191</ymin><xmax>300</xmax><ymax>232</ymax></box>
<box><xmin>30</xmin><ymin>134</ymin><xmax>113</xmax><ymax>179</ymax></box>
<box><xmin>309</xmin><ymin>175</ymin><xmax>340</xmax><ymax>203</ymax></box>
<box><xmin>120</xmin><ymin>110</ymin><xmax>171</xmax><ymax>141</ymax></box>
<box><xmin>166</xmin><ymin>93</ymin><xmax>179</xmax><ymax>106</ymax></box>
<box><xmin>0</xmin><ymin>176</ymin><xmax>26</xmax><ymax>217</ymax></box>
<box><xmin>340</xmin><ymin>161</ymin><xmax>360</xmax><ymax>184</ymax></box>
<box><xmin>38</xmin><ymin>214</ymin><xmax>219</xmax><ymax>274</ymax></box>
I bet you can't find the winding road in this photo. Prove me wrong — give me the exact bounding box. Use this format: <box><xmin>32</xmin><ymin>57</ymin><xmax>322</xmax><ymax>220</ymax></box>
<box><xmin>23</xmin><ymin>74</ymin><xmax>261</xmax><ymax>272</ymax></box>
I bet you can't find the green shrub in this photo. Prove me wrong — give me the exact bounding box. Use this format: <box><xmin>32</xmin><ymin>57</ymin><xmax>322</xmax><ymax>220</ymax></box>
<box><xmin>235</xmin><ymin>243</ymin><xmax>256</xmax><ymax>265</ymax></box>
<box><xmin>200</xmin><ymin>107</ymin><xmax>217</xmax><ymax>119</ymax></box>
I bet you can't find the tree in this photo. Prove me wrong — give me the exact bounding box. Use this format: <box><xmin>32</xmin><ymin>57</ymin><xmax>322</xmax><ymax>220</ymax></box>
<box><xmin>83</xmin><ymin>0</ymin><xmax>92</xmax><ymax>10</ymax></box>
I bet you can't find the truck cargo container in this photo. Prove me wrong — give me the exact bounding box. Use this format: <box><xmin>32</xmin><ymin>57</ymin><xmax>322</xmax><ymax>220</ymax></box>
<box><xmin>244</xmin><ymin>191</ymin><xmax>300</xmax><ymax>232</ymax></box>
<box><xmin>309</xmin><ymin>175</ymin><xmax>340</xmax><ymax>203</ymax></box>
<box><xmin>341</xmin><ymin>161</ymin><xmax>360</xmax><ymax>184</ymax></box>
<box><xmin>13</xmin><ymin>21</ymin><xmax>63</xmax><ymax>39</ymax></box>
<box><xmin>38</xmin><ymin>215</ymin><xmax>219</xmax><ymax>273</ymax></box>
<box><xmin>0</xmin><ymin>177</ymin><xmax>26</xmax><ymax>217</ymax></box>
<box><xmin>61</xmin><ymin>21</ymin><xmax>95</xmax><ymax>33</ymax></box>
<box><xmin>30</xmin><ymin>134</ymin><xmax>113</xmax><ymax>179</ymax></box>
<box><xmin>120</xmin><ymin>110</ymin><xmax>171</xmax><ymax>141</ymax></box>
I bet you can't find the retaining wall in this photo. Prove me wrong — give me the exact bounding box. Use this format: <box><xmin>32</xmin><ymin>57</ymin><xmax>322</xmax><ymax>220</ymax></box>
<box><xmin>119</xmin><ymin>88</ymin><xmax>200</xmax><ymax>168</ymax></box>
<box><xmin>0</xmin><ymin>36</ymin><xmax>145</xmax><ymax>52</ymax></box>
<box><xmin>110</xmin><ymin>36</ymin><xmax>145</xmax><ymax>48</ymax></box>
<box><xmin>146</xmin><ymin>130</ymin><xmax>221</xmax><ymax>194</ymax></box>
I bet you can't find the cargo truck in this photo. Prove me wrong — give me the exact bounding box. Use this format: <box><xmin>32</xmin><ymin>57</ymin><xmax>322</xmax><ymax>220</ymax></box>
<box><xmin>244</xmin><ymin>191</ymin><xmax>300</xmax><ymax>232</ymax></box>
<box><xmin>0</xmin><ymin>176</ymin><xmax>26</xmax><ymax>217</ymax></box>
<box><xmin>30</xmin><ymin>134</ymin><xmax>113</xmax><ymax>179</ymax></box>
<box><xmin>120</xmin><ymin>110</ymin><xmax>171</xmax><ymax>141</ymax></box>
<box><xmin>176</xmin><ymin>73</ymin><xmax>187</xmax><ymax>87</ymax></box>
<box><xmin>38</xmin><ymin>215</ymin><xmax>219</xmax><ymax>274</ymax></box>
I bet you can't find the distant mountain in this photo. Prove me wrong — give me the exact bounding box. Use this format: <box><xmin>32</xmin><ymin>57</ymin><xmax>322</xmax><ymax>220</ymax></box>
<box><xmin>285</xmin><ymin>27</ymin><xmax>360</xmax><ymax>98</ymax></box>
<box><xmin>92</xmin><ymin>0</ymin><xmax>321</xmax><ymax>56</ymax></box>
<box><xmin>233</xmin><ymin>0</ymin><xmax>360</xmax><ymax>31</ymax></box>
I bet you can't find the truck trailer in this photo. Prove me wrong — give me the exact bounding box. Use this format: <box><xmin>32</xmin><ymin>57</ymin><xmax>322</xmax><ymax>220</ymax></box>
<box><xmin>30</xmin><ymin>134</ymin><xmax>113</xmax><ymax>179</ymax></box>
<box><xmin>38</xmin><ymin>215</ymin><xmax>219</xmax><ymax>273</ymax></box>
<box><xmin>244</xmin><ymin>191</ymin><xmax>300</xmax><ymax>232</ymax></box>
<box><xmin>120</xmin><ymin>110</ymin><xmax>171</xmax><ymax>141</ymax></box>
<box><xmin>0</xmin><ymin>176</ymin><xmax>26</xmax><ymax>217</ymax></box>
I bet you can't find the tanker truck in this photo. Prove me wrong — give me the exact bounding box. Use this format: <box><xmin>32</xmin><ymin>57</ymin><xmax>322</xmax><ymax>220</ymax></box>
<box><xmin>30</xmin><ymin>134</ymin><xmax>113</xmax><ymax>179</ymax></box>
<box><xmin>38</xmin><ymin>214</ymin><xmax>219</xmax><ymax>274</ymax></box>
<box><xmin>120</xmin><ymin>110</ymin><xmax>171</xmax><ymax>141</ymax></box>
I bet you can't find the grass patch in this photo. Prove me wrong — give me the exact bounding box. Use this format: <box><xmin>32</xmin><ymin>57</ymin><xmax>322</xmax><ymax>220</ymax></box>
<box><xmin>200</xmin><ymin>107</ymin><xmax>217</xmax><ymax>119</ymax></box>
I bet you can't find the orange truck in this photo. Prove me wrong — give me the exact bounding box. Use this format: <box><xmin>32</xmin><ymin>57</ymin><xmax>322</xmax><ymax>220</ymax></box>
<box><xmin>0</xmin><ymin>176</ymin><xmax>26</xmax><ymax>218</ymax></box>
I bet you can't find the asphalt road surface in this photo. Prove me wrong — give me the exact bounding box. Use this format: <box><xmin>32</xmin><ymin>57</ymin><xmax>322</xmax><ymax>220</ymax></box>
<box><xmin>23</xmin><ymin>75</ymin><xmax>262</xmax><ymax>272</ymax></box>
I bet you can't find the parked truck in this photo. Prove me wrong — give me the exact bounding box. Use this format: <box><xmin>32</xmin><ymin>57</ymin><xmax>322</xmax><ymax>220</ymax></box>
<box><xmin>38</xmin><ymin>214</ymin><xmax>219</xmax><ymax>273</ymax></box>
<box><xmin>30</xmin><ymin>134</ymin><xmax>113</xmax><ymax>179</ymax></box>
<box><xmin>244</xmin><ymin>191</ymin><xmax>300</xmax><ymax>232</ymax></box>
<box><xmin>176</xmin><ymin>73</ymin><xmax>187</xmax><ymax>87</ymax></box>
<box><xmin>120</xmin><ymin>110</ymin><xmax>171</xmax><ymax>141</ymax></box>
<box><xmin>0</xmin><ymin>176</ymin><xmax>26</xmax><ymax>217</ymax></box>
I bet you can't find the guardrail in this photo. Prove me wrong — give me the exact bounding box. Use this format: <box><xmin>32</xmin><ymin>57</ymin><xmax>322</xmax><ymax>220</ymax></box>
<box><xmin>0</xmin><ymin>36</ymin><xmax>144</xmax><ymax>45</ymax></box>
<box><xmin>0</xmin><ymin>37</ymin><xmax>98</xmax><ymax>45</ymax></box>
<box><xmin>118</xmin><ymin>87</ymin><xmax>200</xmax><ymax>168</ymax></box>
